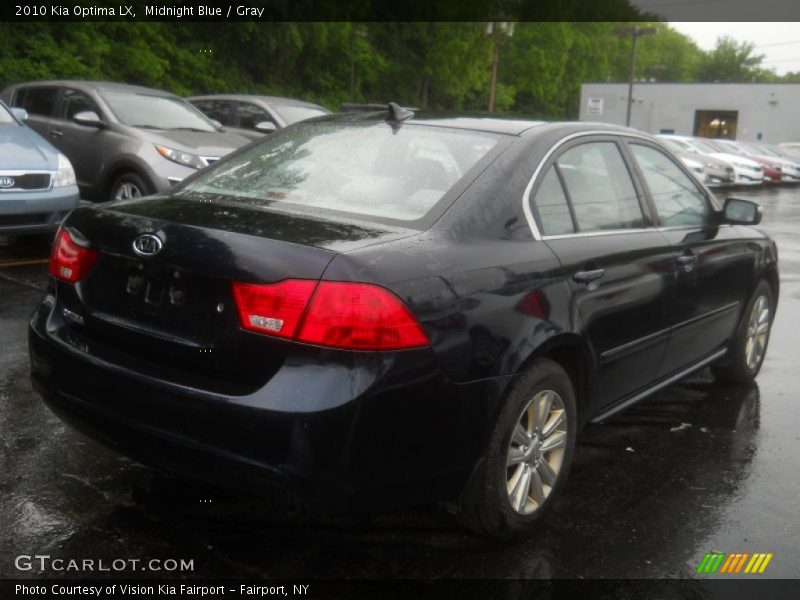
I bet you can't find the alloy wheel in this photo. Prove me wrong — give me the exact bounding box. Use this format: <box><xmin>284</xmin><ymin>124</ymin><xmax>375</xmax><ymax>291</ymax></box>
<box><xmin>745</xmin><ymin>295</ymin><xmax>770</xmax><ymax>371</ymax></box>
<box><xmin>114</xmin><ymin>182</ymin><xmax>142</xmax><ymax>201</ymax></box>
<box><xmin>506</xmin><ymin>389</ymin><xmax>567</xmax><ymax>515</ymax></box>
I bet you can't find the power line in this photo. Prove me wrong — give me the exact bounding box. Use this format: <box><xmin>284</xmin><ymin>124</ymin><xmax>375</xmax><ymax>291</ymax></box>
<box><xmin>755</xmin><ymin>40</ymin><xmax>800</xmax><ymax>49</ymax></box>
<box><xmin>761</xmin><ymin>57</ymin><xmax>800</xmax><ymax>63</ymax></box>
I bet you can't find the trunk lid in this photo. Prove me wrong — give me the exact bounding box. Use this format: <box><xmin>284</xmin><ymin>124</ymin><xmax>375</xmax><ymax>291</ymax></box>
<box><xmin>57</xmin><ymin>199</ymin><xmax>416</xmax><ymax>393</ymax></box>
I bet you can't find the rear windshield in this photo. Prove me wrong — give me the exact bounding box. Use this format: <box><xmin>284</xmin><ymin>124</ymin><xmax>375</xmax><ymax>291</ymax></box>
<box><xmin>180</xmin><ymin>122</ymin><xmax>500</xmax><ymax>223</ymax></box>
<box><xmin>272</xmin><ymin>104</ymin><xmax>329</xmax><ymax>125</ymax></box>
<box><xmin>691</xmin><ymin>140</ymin><xmax>721</xmax><ymax>154</ymax></box>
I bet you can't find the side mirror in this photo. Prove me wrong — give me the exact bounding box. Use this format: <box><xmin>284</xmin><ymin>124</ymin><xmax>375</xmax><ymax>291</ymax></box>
<box><xmin>254</xmin><ymin>121</ymin><xmax>277</xmax><ymax>134</ymax></box>
<box><xmin>73</xmin><ymin>110</ymin><xmax>103</xmax><ymax>128</ymax></box>
<box><xmin>11</xmin><ymin>107</ymin><xmax>28</xmax><ymax>121</ymax></box>
<box><xmin>724</xmin><ymin>197</ymin><xmax>762</xmax><ymax>225</ymax></box>
<box><xmin>210</xmin><ymin>119</ymin><xmax>222</xmax><ymax>128</ymax></box>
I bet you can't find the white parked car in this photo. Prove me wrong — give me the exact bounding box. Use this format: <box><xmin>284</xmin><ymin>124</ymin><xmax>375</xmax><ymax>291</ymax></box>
<box><xmin>657</xmin><ymin>136</ymin><xmax>734</xmax><ymax>186</ymax></box>
<box><xmin>666</xmin><ymin>135</ymin><xmax>763</xmax><ymax>185</ymax></box>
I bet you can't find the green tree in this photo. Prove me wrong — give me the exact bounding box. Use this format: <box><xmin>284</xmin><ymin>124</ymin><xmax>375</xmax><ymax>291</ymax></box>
<box><xmin>696</xmin><ymin>36</ymin><xmax>767</xmax><ymax>82</ymax></box>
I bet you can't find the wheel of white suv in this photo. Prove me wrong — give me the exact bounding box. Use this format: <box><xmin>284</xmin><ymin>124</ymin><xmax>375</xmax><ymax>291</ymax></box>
<box><xmin>453</xmin><ymin>358</ymin><xmax>577</xmax><ymax>538</ymax></box>
<box><xmin>712</xmin><ymin>280</ymin><xmax>775</xmax><ymax>384</ymax></box>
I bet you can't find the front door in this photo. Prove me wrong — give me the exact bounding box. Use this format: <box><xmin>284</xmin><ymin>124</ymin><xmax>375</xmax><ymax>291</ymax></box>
<box><xmin>52</xmin><ymin>88</ymin><xmax>107</xmax><ymax>194</ymax></box>
<box><xmin>229</xmin><ymin>101</ymin><xmax>278</xmax><ymax>141</ymax></box>
<box><xmin>625</xmin><ymin>141</ymin><xmax>748</xmax><ymax>376</ymax></box>
<box><xmin>529</xmin><ymin>137</ymin><xmax>676</xmax><ymax>409</ymax></box>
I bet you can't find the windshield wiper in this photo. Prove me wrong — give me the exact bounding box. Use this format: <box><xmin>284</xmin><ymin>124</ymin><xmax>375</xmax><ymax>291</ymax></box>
<box><xmin>169</xmin><ymin>127</ymin><xmax>213</xmax><ymax>133</ymax></box>
<box><xmin>131</xmin><ymin>124</ymin><xmax>166</xmax><ymax>130</ymax></box>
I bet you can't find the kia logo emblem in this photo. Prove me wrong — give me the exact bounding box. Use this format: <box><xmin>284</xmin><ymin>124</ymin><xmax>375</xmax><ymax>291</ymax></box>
<box><xmin>0</xmin><ymin>176</ymin><xmax>15</xmax><ymax>189</ymax></box>
<box><xmin>132</xmin><ymin>233</ymin><xmax>163</xmax><ymax>257</ymax></box>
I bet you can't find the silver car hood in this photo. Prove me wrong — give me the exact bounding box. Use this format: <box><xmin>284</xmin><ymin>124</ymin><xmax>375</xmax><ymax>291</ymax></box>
<box><xmin>0</xmin><ymin>124</ymin><xmax>57</xmax><ymax>171</ymax></box>
<box><xmin>133</xmin><ymin>128</ymin><xmax>250</xmax><ymax>158</ymax></box>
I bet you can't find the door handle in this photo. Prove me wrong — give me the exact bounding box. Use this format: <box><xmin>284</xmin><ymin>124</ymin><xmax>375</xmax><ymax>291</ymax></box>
<box><xmin>573</xmin><ymin>269</ymin><xmax>605</xmax><ymax>284</ymax></box>
<box><xmin>676</xmin><ymin>252</ymin><xmax>697</xmax><ymax>272</ymax></box>
<box><xmin>50</xmin><ymin>129</ymin><xmax>63</xmax><ymax>138</ymax></box>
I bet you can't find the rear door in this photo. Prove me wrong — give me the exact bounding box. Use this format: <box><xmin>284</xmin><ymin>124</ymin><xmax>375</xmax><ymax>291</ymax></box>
<box><xmin>625</xmin><ymin>141</ymin><xmax>748</xmax><ymax>376</ymax></box>
<box><xmin>529</xmin><ymin>136</ymin><xmax>677</xmax><ymax>409</ymax></box>
<box><xmin>51</xmin><ymin>87</ymin><xmax>107</xmax><ymax>193</ymax></box>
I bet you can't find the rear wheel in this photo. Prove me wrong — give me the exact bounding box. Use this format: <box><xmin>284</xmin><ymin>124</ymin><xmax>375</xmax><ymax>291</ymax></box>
<box><xmin>109</xmin><ymin>172</ymin><xmax>151</xmax><ymax>201</ymax></box>
<box><xmin>712</xmin><ymin>280</ymin><xmax>774</xmax><ymax>384</ymax></box>
<box><xmin>453</xmin><ymin>358</ymin><xmax>577</xmax><ymax>538</ymax></box>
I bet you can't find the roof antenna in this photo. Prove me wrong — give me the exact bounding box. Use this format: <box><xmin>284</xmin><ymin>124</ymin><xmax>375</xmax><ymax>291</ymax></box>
<box><xmin>387</xmin><ymin>102</ymin><xmax>414</xmax><ymax>123</ymax></box>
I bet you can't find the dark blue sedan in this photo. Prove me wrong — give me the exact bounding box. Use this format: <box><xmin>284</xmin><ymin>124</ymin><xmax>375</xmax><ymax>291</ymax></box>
<box><xmin>0</xmin><ymin>101</ymin><xmax>79</xmax><ymax>236</ymax></box>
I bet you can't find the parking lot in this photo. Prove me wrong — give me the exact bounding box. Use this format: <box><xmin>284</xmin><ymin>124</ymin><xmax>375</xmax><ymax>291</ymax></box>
<box><xmin>1</xmin><ymin>185</ymin><xmax>798</xmax><ymax>580</ymax></box>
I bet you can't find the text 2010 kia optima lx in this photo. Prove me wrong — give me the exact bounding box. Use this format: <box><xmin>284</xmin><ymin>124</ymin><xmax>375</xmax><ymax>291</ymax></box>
<box><xmin>30</xmin><ymin>107</ymin><xmax>778</xmax><ymax>538</ymax></box>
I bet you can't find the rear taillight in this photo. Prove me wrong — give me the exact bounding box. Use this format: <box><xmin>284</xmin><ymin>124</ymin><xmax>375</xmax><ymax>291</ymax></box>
<box><xmin>298</xmin><ymin>282</ymin><xmax>430</xmax><ymax>350</ymax></box>
<box><xmin>49</xmin><ymin>228</ymin><xmax>98</xmax><ymax>283</ymax></box>
<box><xmin>232</xmin><ymin>280</ymin><xmax>317</xmax><ymax>340</ymax></box>
<box><xmin>232</xmin><ymin>280</ymin><xmax>430</xmax><ymax>351</ymax></box>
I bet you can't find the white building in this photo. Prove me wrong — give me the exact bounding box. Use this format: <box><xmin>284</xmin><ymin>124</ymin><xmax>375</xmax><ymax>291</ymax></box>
<box><xmin>579</xmin><ymin>82</ymin><xmax>800</xmax><ymax>144</ymax></box>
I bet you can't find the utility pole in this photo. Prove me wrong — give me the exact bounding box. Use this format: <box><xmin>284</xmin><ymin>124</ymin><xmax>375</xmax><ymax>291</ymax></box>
<box><xmin>488</xmin><ymin>41</ymin><xmax>500</xmax><ymax>113</ymax></box>
<box><xmin>614</xmin><ymin>26</ymin><xmax>657</xmax><ymax>127</ymax></box>
<box><xmin>485</xmin><ymin>22</ymin><xmax>514</xmax><ymax>113</ymax></box>
<box><xmin>349</xmin><ymin>27</ymin><xmax>368</xmax><ymax>103</ymax></box>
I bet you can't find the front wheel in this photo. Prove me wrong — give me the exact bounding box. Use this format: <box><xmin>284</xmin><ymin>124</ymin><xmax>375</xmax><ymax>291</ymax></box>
<box><xmin>712</xmin><ymin>280</ymin><xmax>774</xmax><ymax>384</ymax></box>
<box><xmin>452</xmin><ymin>358</ymin><xmax>577</xmax><ymax>538</ymax></box>
<box><xmin>109</xmin><ymin>172</ymin><xmax>152</xmax><ymax>201</ymax></box>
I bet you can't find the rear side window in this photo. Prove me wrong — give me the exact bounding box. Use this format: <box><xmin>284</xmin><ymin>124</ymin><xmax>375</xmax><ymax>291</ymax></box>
<box><xmin>181</xmin><ymin>122</ymin><xmax>499</xmax><ymax>223</ymax></box>
<box><xmin>19</xmin><ymin>87</ymin><xmax>59</xmax><ymax>117</ymax></box>
<box><xmin>272</xmin><ymin>104</ymin><xmax>329</xmax><ymax>125</ymax></box>
<box><xmin>532</xmin><ymin>167</ymin><xmax>574</xmax><ymax>236</ymax></box>
<box><xmin>629</xmin><ymin>144</ymin><xmax>709</xmax><ymax>228</ymax></box>
<box><xmin>556</xmin><ymin>142</ymin><xmax>644</xmax><ymax>232</ymax></box>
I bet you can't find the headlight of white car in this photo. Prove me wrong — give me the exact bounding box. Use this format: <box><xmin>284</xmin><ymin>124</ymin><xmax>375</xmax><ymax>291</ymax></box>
<box><xmin>155</xmin><ymin>145</ymin><xmax>206</xmax><ymax>170</ymax></box>
<box><xmin>53</xmin><ymin>153</ymin><xmax>77</xmax><ymax>187</ymax></box>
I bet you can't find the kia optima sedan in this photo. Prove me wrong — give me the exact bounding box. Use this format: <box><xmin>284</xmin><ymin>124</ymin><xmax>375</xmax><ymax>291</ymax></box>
<box><xmin>0</xmin><ymin>100</ymin><xmax>79</xmax><ymax>235</ymax></box>
<box><xmin>29</xmin><ymin>109</ymin><xmax>778</xmax><ymax>538</ymax></box>
<box><xmin>0</xmin><ymin>81</ymin><xmax>251</xmax><ymax>201</ymax></box>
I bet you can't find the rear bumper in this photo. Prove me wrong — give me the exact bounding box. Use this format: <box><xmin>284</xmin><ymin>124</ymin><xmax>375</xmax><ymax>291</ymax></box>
<box><xmin>0</xmin><ymin>185</ymin><xmax>79</xmax><ymax>234</ymax></box>
<box><xmin>29</xmin><ymin>295</ymin><xmax>502</xmax><ymax>513</ymax></box>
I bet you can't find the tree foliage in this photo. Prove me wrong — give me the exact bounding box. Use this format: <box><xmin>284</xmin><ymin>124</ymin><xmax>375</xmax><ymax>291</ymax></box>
<box><xmin>0</xmin><ymin>22</ymin><xmax>791</xmax><ymax>119</ymax></box>
<box><xmin>696</xmin><ymin>36</ymin><xmax>769</xmax><ymax>83</ymax></box>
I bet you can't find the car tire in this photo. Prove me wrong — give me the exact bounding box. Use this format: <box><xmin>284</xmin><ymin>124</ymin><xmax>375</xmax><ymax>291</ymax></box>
<box><xmin>712</xmin><ymin>280</ymin><xmax>775</xmax><ymax>384</ymax></box>
<box><xmin>109</xmin><ymin>172</ymin><xmax>152</xmax><ymax>202</ymax></box>
<box><xmin>452</xmin><ymin>358</ymin><xmax>577</xmax><ymax>538</ymax></box>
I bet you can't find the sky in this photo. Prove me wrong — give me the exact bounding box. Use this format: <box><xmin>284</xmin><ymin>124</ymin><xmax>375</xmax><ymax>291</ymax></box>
<box><xmin>669</xmin><ymin>22</ymin><xmax>800</xmax><ymax>76</ymax></box>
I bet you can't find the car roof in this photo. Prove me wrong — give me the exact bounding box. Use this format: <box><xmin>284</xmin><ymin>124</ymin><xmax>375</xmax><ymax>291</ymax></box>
<box><xmin>312</xmin><ymin>111</ymin><xmax>548</xmax><ymax>136</ymax></box>
<box><xmin>7</xmin><ymin>80</ymin><xmax>178</xmax><ymax>97</ymax></box>
<box><xmin>312</xmin><ymin>113</ymin><xmax>653</xmax><ymax>138</ymax></box>
<box><xmin>187</xmin><ymin>94</ymin><xmax>326</xmax><ymax>110</ymax></box>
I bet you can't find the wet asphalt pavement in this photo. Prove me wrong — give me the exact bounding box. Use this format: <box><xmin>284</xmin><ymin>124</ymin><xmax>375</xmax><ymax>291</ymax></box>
<box><xmin>1</xmin><ymin>187</ymin><xmax>799</xmax><ymax>581</ymax></box>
